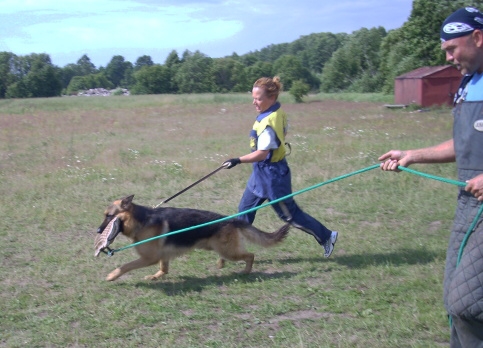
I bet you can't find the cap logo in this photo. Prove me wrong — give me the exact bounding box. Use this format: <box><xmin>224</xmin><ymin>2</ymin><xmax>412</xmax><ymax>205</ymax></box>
<box><xmin>443</xmin><ymin>22</ymin><xmax>475</xmax><ymax>34</ymax></box>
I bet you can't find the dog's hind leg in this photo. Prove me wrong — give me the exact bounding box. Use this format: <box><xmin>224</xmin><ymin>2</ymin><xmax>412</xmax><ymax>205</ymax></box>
<box><xmin>213</xmin><ymin>228</ymin><xmax>255</xmax><ymax>274</ymax></box>
<box><xmin>145</xmin><ymin>260</ymin><xmax>169</xmax><ymax>280</ymax></box>
<box><xmin>240</xmin><ymin>253</ymin><xmax>255</xmax><ymax>274</ymax></box>
<box><xmin>216</xmin><ymin>258</ymin><xmax>225</xmax><ymax>269</ymax></box>
<box><xmin>216</xmin><ymin>249</ymin><xmax>255</xmax><ymax>274</ymax></box>
<box><xmin>106</xmin><ymin>257</ymin><xmax>157</xmax><ymax>281</ymax></box>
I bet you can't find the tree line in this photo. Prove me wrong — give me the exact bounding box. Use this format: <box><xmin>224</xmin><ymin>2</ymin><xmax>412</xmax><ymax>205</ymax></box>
<box><xmin>0</xmin><ymin>0</ymin><xmax>481</xmax><ymax>99</ymax></box>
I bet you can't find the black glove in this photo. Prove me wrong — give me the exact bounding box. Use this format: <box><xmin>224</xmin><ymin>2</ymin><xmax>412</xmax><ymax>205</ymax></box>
<box><xmin>223</xmin><ymin>158</ymin><xmax>241</xmax><ymax>169</ymax></box>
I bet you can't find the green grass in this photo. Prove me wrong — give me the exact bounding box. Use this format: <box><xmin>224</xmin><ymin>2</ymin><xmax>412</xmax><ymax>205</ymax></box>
<box><xmin>315</xmin><ymin>92</ymin><xmax>395</xmax><ymax>104</ymax></box>
<box><xmin>0</xmin><ymin>92</ymin><xmax>395</xmax><ymax>114</ymax></box>
<box><xmin>0</xmin><ymin>93</ymin><xmax>456</xmax><ymax>347</ymax></box>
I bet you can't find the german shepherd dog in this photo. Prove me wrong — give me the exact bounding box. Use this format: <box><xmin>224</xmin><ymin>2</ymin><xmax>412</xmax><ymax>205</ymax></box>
<box><xmin>97</xmin><ymin>195</ymin><xmax>290</xmax><ymax>281</ymax></box>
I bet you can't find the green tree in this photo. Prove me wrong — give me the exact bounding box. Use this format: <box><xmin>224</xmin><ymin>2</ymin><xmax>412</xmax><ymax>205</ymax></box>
<box><xmin>5</xmin><ymin>53</ymin><xmax>62</xmax><ymax>98</ymax></box>
<box><xmin>66</xmin><ymin>76</ymin><xmax>87</xmax><ymax>94</ymax></box>
<box><xmin>245</xmin><ymin>61</ymin><xmax>273</xmax><ymax>86</ymax></box>
<box><xmin>0</xmin><ymin>52</ymin><xmax>20</xmax><ymax>98</ymax></box>
<box><xmin>66</xmin><ymin>73</ymin><xmax>114</xmax><ymax>94</ymax></box>
<box><xmin>320</xmin><ymin>47</ymin><xmax>358</xmax><ymax>92</ymax></box>
<box><xmin>174</xmin><ymin>50</ymin><xmax>214</xmax><ymax>93</ymax></box>
<box><xmin>211</xmin><ymin>58</ymin><xmax>247</xmax><ymax>93</ymax></box>
<box><xmin>290</xmin><ymin>32</ymin><xmax>347</xmax><ymax>74</ymax></box>
<box><xmin>105</xmin><ymin>55</ymin><xmax>131</xmax><ymax>87</ymax></box>
<box><xmin>59</xmin><ymin>55</ymin><xmax>97</xmax><ymax>90</ymax></box>
<box><xmin>131</xmin><ymin>65</ymin><xmax>171</xmax><ymax>94</ymax></box>
<box><xmin>180</xmin><ymin>49</ymin><xmax>191</xmax><ymax>63</ymax></box>
<box><xmin>255</xmin><ymin>43</ymin><xmax>291</xmax><ymax>62</ymax></box>
<box><xmin>239</xmin><ymin>53</ymin><xmax>259</xmax><ymax>67</ymax></box>
<box><xmin>76</xmin><ymin>54</ymin><xmax>97</xmax><ymax>75</ymax></box>
<box><xmin>239</xmin><ymin>32</ymin><xmax>346</xmax><ymax>77</ymax></box>
<box><xmin>289</xmin><ymin>80</ymin><xmax>310</xmax><ymax>103</ymax></box>
<box><xmin>320</xmin><ymin>27</ymin><xmax>386</xmax><ymax>92</ymax></box>
<box><xmin>273</xmin><ymin>55</ymin><xmax>319</xmax><ymax>90</ymax></box>
<box><xmin>59</xmin><ymin>64</ymin><xmax>78</xmax><ymax>89</ymax></box>
<box><xmin>120</xmin><ymin>62</ymin><xmax>134</xmax><ymax>88</ymax></box>
<box><xmin>27</xmin><ymin>61</ymin><xmax>63</xmax><ymax>97</ymax></box>
<box><xmin>165</xmin><ymin>50</ymin><xmax>181</xmax><ymax>68</ymax></box>
<box><xmin>165</xmin><ymin>50</ymin><xmax>181</xmax><ymax>93</ymax></box>
<box><xmin>5</xmin><ymin>79</ymin><xmax>29</xmax><ymax>98</ymax></box>
<box><xmin>134</xmin><ymin>55</ymin><xmax>154</xmax><ymax>71</ymax></box>
<box><xmin>379</xmin><ymin>29</ymin><xmax>419</xmax><ymax>93</ymax></box>
<box><xmin>231</xmin><ymin>62</ymin><xmax>250</xmax><ymax>92</ymax></box>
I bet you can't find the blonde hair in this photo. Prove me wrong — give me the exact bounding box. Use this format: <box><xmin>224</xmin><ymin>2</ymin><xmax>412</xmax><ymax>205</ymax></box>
<box><xmin>253</xmin><ymin>76</ymin><xmax>283</xmax><ymax>99</ymax></box>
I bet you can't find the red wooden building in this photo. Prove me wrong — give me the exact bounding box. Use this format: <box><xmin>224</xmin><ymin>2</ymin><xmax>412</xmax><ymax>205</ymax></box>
<box><xmin>394</xmin><ymin>65</ymin><xmax>462</xmax><ymax>107</ymax></box>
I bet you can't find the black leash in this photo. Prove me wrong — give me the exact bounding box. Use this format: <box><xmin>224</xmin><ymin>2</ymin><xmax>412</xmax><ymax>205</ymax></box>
<box><xmin>153</xmin><ymin>163</ymin><xmax>228</xmax><ymax>208</ymax></box>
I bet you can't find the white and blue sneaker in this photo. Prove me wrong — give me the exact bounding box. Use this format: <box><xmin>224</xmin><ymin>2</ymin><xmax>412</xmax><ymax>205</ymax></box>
<box><xmin>323</xmin><ymin>231</ymin><xmax>338</xmax><ymax>258</ymax></box>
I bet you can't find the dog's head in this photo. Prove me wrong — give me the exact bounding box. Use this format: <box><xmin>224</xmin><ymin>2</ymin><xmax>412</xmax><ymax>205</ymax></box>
<box><xmin>97</xmin><ymin>194</ymin><xmax>134</xmax><ymax>233</ymax></box>
<box><xmin>94</xmin><ymin>195</ymin><xmax>134</xmax><ymax>256</ymax></box>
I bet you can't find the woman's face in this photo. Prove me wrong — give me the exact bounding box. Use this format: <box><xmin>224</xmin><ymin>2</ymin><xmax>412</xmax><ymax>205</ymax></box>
<box><xmin>252</xmin><ymin>86</ymin><xmax>276</xmax><ymax>113</ymax></box>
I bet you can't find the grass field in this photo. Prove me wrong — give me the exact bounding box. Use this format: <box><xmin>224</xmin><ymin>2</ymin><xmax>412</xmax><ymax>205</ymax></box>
<box><xmin>0</xmin><ymin>93</ymin><xmax>457</xmax><ymax>347</ymax></box>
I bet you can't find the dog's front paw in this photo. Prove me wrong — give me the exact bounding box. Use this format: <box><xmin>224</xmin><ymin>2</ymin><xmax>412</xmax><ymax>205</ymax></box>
<box><xmin>144</xmin><ymin>274</ymin><xmax>161</xmax><ymax>281</ymax></box>
<box><xmin>144</xmin><ymin>271</ymin><xmax>166</xmax><ymax>281</ymax></box>
<box><xmin>106</xmin><ymin>268</ymin><xmax>122</xmax><ymax>281</ymax></box>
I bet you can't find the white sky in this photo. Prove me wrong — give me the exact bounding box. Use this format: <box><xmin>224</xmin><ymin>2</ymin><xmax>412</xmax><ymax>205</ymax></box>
<box><xmin>0</xmin><ymin>0</ymin><xmax>413</xmax><ymax>68</ymax></box>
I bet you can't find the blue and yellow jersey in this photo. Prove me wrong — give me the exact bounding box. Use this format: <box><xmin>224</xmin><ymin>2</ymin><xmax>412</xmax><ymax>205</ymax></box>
<box><xmin>249</xmin><ymin>102</ymin><xmax>288</xmax><ymax>163</ymax></box>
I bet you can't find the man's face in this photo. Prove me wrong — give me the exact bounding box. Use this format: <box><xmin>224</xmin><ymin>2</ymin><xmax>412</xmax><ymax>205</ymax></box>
<box><xmin>252</xmin><ymin>87</ymin><xmax>276</xmax><ymax>113</ymax></box>
<box><xmin>442</xmin><ymin>31</ymin><xmax>481</xmax><ymax>75</ymax></box>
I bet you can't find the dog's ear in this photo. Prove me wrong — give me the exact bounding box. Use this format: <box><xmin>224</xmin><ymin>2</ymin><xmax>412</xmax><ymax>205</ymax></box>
<box><xmin>120</xmin><ymin>195</ymin><xmax>134</xmax><ymax>209</ymax></box>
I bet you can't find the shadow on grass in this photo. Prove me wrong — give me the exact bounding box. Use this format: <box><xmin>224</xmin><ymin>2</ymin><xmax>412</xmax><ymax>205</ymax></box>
<box><xmin>117</xmin><ymin>248</ymin><xmax>443</xmax><ymax>295</ymax></box>
<box><xmin>133</xmin><ymin>270</ymin><xmax>297</xmax><ymax>295</ymax></box>
<box><xmin>335</xmin><ymin>247</ymin><xmax>446</xmax><ymax>269</ymax></box>
<box><xmin>278</xmin><ymin>247</ymin><xmax>446</xmax><ymax>269</ymax></box>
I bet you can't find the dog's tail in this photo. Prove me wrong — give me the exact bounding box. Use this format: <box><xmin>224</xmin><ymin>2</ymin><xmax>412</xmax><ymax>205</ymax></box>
<box><xmin>237</xmin><ymin>222</ymin><xmax>290</xmax><ymax>247</ymax></box>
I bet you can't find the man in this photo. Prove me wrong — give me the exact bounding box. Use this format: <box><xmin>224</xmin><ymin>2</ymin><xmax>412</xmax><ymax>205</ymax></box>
<box><xmin>379</xmin><ymin>7</ymin><xmax>483</xmax><ymax>347</ymax></box>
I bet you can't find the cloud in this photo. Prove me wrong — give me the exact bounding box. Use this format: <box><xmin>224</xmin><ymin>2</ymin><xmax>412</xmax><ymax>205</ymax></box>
<box><xmin>1</xmin><ymin>2</ymin><xmax>243</xmax><ymax>60</ymax></box>
<box><xmin>0</xmin><ymin>0</ymin><xmax>413</xmax><ymax>66</ymax></box>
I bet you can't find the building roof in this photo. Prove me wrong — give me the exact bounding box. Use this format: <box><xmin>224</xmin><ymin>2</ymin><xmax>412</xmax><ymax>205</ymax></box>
<box><xmin>395</xmin><ymin>65</ymin><xmax>458</xmax><ymax>79</ymax></box>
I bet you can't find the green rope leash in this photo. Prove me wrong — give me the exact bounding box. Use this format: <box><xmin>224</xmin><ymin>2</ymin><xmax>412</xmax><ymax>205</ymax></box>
<box><xmin>398</xmin><ymin>166</ymin><xmax>466</xmax><ymax>187</ymax></box>
<box><xmin>109</xmin><ymin>164</ymin><xmax>381</xmax><ymax>255</ymax></box>
<box><xmin>109</xmin><ymin>164</ymin><xmax>483</xmax><ymax>262</ymax></box>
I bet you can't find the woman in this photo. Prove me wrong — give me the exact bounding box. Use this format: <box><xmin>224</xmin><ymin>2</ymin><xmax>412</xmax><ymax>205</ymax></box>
<box><xmin>223</xmin><ymin>76</ymin><xmax>338</xmax><ymax>257</ymax></box>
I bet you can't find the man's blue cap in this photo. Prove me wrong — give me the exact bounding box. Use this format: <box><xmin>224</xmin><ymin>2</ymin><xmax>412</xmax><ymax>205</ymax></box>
<box><xmin>441</xmin><ymin>7</ymin><xmax>483</xmax><ymax>42</ymax></box>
